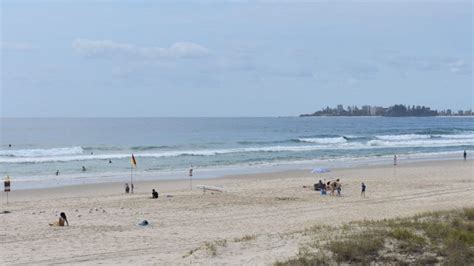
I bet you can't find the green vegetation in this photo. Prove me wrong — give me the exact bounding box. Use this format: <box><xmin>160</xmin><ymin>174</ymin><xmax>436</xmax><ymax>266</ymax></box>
<box><xmin>204</xmin><ymin>239</ymin><xmax>227</xmax><ymax>256</ymax></box>
<box><xmin>328</xmin><ymin>231</ymin><xmax>385</xmax><ymax>263</ymax></box>
<box><xmin>275</xmin><ymin>208</ymin><xmax>474</xmax><ymax>265</ymax></box>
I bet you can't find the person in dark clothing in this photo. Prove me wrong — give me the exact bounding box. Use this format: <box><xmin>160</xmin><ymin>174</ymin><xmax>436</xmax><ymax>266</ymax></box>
<box><xmin>314</xmin><ymin>180</ymin><xmax>325</xmax><ymax>191</ymax></box>
<box><xmin>464</xmin><ymin>150</ymin><xmax>467</xmax><ymax>160</ymax></box>
<box><xmin>152</xmin><ymin>189</ymin><xmax>158</xmax><ymax>199</ymax></box>
<box><xmin>361</xmin><ymin>182</ymin><xmax>366</xmax><ymax>198</ymax></box>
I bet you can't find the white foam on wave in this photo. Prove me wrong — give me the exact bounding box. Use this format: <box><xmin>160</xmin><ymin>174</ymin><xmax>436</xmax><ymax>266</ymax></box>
<box><xmin>0</xmin><ymin>146</ymin><xmax>84</xmax><ymax>157</ymax></box>
<box><xmin>434</xmin><ymin>133</ymin><xmax>474</xmax><ymax>139</ymax></box>
<box><xmin>297</xmin><ymin>137</ymin><xmax>347</xmax><ymax>144</ymax></box>
<box><xmin>1</xmin><ymin>132</ymin><xmax>473</xmax><ymax>164</ymax></box>
<box><xmin>0</xmin><ymin>146</ymin><xmax>332</xmax><ymax>163</ymax></box>
<box><xmin>368</xmin><ymin>138</ymin><xmax>474</xmax><ymax>147</ymax></box>
<box><xmin>375</xmin><ymin>134</ymin><xmax>431</xmax><ymax>141</ymax></box>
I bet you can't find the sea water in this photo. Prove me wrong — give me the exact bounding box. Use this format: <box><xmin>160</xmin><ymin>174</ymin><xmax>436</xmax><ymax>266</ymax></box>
<box><xmin>1</xmin><ymin>117</ymin><xmax>473</xmax><ymax>189</ymax></box>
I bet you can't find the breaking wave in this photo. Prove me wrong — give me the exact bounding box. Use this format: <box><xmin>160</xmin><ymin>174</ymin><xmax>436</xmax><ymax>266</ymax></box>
<box><xmin>297</xmin><ymin>137</ymin><xmax>347</xmax><ymax>144</ymax></box>
<box><xmin>0</xmin><ymin>146</ymin><xmax>84</xmax><ymax>157</ymax></box>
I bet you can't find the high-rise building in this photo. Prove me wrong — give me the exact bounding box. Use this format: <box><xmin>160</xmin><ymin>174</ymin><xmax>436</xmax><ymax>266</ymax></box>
<box><xmin>369</xmin><ymin>106</ymin><xmax>377</xmax><ymax>116</ymax></box>
<box><xmin>362</xmin><ymin>105</ymin><xmax>371</xmax><ymax>115</ymax></box>
<box><xmin>337</xmin><ymin>104</ymin><xmax>344</xmax><ymax>114</ymax></box>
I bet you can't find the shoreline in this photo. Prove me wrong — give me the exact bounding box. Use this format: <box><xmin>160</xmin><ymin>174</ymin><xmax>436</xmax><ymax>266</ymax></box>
<box><xmin>6</xmin><ymin>150</ymin><xmax>471</xmax><ymax>191</ymax></box>
<box><xmin>3</xmin><ymin>157</ymin><xmax>471</xmax><ymax>201</ymax></box>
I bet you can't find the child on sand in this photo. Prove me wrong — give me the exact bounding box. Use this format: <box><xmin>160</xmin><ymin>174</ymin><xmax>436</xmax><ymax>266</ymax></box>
<box><xmin>49</xmin><ymin>212</ymin><xmax>69</xmax><ymax>226</ymax></box>
<box><xmin>361</xmin><ymin>182</ymin><xmax>366</xmax><ymax>197</ymax></box>
<box><xmin>152</xmin><ymin>189</ymin><xmax>158</xmax><ymax>199</ymax></box>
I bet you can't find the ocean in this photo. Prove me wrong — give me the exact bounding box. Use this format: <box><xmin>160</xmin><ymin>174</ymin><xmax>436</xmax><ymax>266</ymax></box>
<box><xmin>1</xmin><ymin>117</ymin><xmax>473</xmax><ymax>189</ymax></box>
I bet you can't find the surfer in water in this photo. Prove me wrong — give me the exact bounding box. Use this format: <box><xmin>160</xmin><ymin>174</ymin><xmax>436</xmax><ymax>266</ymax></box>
<box><xmin>342</xmin><ymin>136</ymin><xmax>349</xmax><ymax>140</ymax></box>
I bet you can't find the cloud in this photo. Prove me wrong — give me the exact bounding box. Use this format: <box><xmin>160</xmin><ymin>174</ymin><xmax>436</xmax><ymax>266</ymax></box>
<box><xmin>72</xmin><ymin>39</ymin><xmax>209</xmax><ymax>60</ymax></box>
<box><xmin>1</xmin><ymin>42</ymin><xmax>32</xmax><ymax>51</ymax></box>
<box><xmin>448</xmin><ymin>59</ymin><xmax>471</xmax><ymax>74</ymax></box>
<box><xmin>375</xmin><ymin>50</ymin><xmax>471</xmax><ymax>75</ymax></box>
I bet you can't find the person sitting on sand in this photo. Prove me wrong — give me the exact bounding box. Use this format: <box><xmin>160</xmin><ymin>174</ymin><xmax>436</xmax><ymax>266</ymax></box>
<box><xmin>152</xmin><ymin>189</ymin><xmax>158</xmax><ymax>199</ymax></box>
<box><xmin>125</xmin><ymin>183</ymin><xmax>130</xmax><ymax>194</ymax></box>
<box><xmin>314</xmin><ymin>180</ymin><xmax>324</xmax><ymax>191</ymax></box>
<box><xmin>49</xmin><ymin>212</ymin><xmax>69</xmax><ymax>227</ymax></box>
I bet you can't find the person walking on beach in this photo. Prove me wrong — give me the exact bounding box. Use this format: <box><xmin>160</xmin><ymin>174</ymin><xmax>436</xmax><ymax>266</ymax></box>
<box><xmin>464</xmin><ymin>150</ymin><xmax>467</xmax><ymax>160</ymax></box>
<box><xmin>131</xmin><ymin>183</ymin><xmax>134</xmax><ymax>194</ymax></box>
<box><xmin>361</xmin><ymin>182</ymin><xmax>366</xmax><ymax>198</ymax></box>
<box><xmin>189</xmin><ymin>165</ymin><xmax>193</xmax><ymax>190</ymax></box>
<box><xmin>393</xmin><ymin>155</ymin><xmax>397</xmax><ymax>166</ymax></box>
<box><xmin>336</xmin><ymin>182</ymin><xmax>342</xmax><ymax>196</ymax></box>
<box><xmin>125</xmin><ymin>183</ymin><xmax>130</xmax><ymax>194</ymax></box>
<box><xmin>330</xmin><ymin>180</ymin><xmax>338</xmax><ymax>196</ymax></box>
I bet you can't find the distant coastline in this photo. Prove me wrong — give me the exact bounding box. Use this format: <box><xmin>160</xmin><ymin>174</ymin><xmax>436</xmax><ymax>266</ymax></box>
<box><xmin>300</xmin><ymin>104</ymin><xmax>473</xmax><ymax>117</ymax></box>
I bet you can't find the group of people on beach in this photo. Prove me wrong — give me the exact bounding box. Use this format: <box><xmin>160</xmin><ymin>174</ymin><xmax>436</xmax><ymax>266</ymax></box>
<box><xmin>314</xmin><ymin>179</ymin><xmax>342</xmax><ymax>196</ymax></box>
<box><xmin>124</xmin><ymin>183</ymin><xmax>134</xmax><ymax>194</ymax></box>
<box><xmin>313</xmin><ymin>179</ymin><xmax>367</xmax><ymax>198</ymax></box>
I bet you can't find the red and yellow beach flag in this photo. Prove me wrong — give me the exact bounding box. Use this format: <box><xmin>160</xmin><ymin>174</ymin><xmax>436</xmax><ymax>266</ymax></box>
<box><xmin>131</xmin><ymin>154</ymin><xmax>137</xmax><ymax>168</ymax></box>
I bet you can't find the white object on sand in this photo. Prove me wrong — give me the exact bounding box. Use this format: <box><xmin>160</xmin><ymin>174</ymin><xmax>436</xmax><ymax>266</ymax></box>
<box><xmin>311</xmin><ymin>167</ymin><xmax>330</xmax><ymax>173</ymax></box>
<box><xmin>196</xmin><ymin>185</ymin><xmax>224</xmax><ymax>193</ymax></box>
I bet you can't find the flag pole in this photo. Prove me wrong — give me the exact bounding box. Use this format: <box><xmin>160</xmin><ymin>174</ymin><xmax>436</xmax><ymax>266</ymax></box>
<box><xmin>130</xmin><ymin>154</ymin><xmax>136</xmax><ymax>194</ymax></box>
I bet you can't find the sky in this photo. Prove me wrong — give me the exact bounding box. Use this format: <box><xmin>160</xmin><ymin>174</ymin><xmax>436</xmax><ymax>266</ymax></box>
<box><xmin>1</xmin><ymin>0</ymin><xmax>472</xmax><ymax>117</ymax></box>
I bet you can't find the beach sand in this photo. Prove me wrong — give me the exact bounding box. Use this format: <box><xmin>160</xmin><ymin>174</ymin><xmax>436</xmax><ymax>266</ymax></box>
<box><xmin>1</xmin><ymin>159</ymin><xmax>473</xmax><ymax>265</ymax></box>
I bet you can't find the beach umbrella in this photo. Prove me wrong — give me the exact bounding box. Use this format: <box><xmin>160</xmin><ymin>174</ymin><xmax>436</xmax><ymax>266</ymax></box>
<box><xmin>311</xmin><ymin>167</ymin><xmax>330</xmax><ymax>173</ymax></box>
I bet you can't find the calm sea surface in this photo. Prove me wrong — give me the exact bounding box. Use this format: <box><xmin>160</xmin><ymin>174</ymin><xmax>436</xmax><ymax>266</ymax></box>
<box><xmin>1</xmin><ymin>117</ymin><xmax>473</xmax><ymax>189</ymax></box>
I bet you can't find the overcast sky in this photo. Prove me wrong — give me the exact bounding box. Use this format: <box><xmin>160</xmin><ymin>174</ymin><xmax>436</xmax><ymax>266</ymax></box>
<box><xmin>1</xmin><ymin>0</ymin><xmax>472</xmax><ymax>117</ymax></box>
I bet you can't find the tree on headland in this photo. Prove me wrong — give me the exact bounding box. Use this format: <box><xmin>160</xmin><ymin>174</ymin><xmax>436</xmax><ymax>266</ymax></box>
<box><xmin>300</xmin><ymin>104</ymin><xmax>440</xmax><ymax>117</ymax></box>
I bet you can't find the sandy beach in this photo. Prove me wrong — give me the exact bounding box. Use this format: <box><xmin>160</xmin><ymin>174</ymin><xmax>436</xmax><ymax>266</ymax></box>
<box><xmin>1</xmin><ymin>159</ymin><xmax>473</xmax><ymax>265</ymax></box>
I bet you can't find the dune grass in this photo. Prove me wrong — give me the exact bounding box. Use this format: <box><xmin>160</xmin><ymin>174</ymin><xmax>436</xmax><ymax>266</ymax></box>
<box><xmin>275</xmin><ymin>208</ymin><xmax>474</xmax><ymax>265</ymax></box>
<box><xmin>234</xmin><ymin>234</ymin><xmax>257</xmax><ymax>242</ymax></box>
